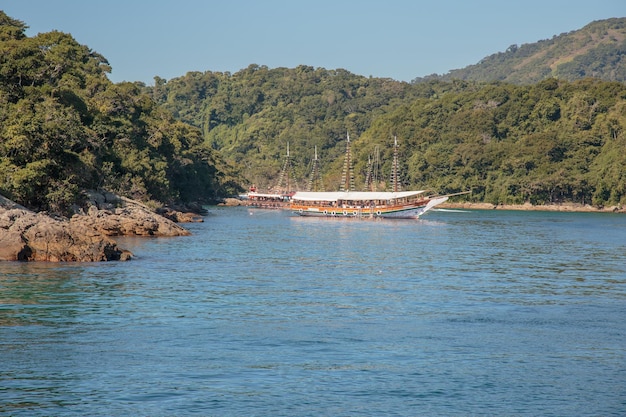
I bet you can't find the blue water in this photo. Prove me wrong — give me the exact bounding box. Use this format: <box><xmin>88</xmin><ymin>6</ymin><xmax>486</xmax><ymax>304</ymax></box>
<box><xmin>1</xmin><ymin>207</ymin><xmax>625</xmax><ymax>416</ymax></box>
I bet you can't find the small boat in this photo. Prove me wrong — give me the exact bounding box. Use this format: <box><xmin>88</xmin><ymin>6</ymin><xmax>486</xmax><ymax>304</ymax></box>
<box><xmin>244</xmin><ymin>143</ymin><xmax>298</xmax><ymax>209</ymax></box>
<box><xmin>290</xmin><ymin>190</ymin><xmax>448</xmax><ymax>219</ymax></box>
<box><xmin>290</xmin><ymin>133</ymin><xmax>455</xmax><ymax>219</ymax></box>
<box><xmin>245</xmin><ymin>186</ymin><xmax>293</xmax><ymax>209</ymax></box>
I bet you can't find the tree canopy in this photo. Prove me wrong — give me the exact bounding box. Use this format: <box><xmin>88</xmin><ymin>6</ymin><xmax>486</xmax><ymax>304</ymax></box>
<box><xmin>2</xmin><ymin>11</ymin><xmax>625</xmax><ymax>213</ymax></box>
<box><xmin>415</xmin><ymin>18</ymin><xmax>626</xmax><ymax>85</ymax></box>
<box><xmin>152</xmin><ymin>66</ymin><xmax>626</xmax><ymax>207</ymax></box>
<box><xmin>0</xmin><ymin>11</ymin><xmax>240</xmax><ymax>215</ymax></box>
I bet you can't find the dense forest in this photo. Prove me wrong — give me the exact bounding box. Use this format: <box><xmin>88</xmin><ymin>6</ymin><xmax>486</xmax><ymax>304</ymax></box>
<box><xmin>416</xmin><ymin>18</ymin><xmax>626</xmax><ymax>85</ymax></box>
<box><xmin>0</xmin><ymin>12</ymin><xmax>241</xmax><ymax>215</ymax></box>
<box><xmin>2</xmin><ymin>11</ymin><xmax>625</xmax><ymax>215</ymax></box>
<box><xmin>148</xmin><ymin>65</ymin><xmax>426</xmax><ymax>191</ymax></box>
<box><xmin>151</xmin><ymin>67</ymin><xmax>626</xmax><ymax>207</ymax></box>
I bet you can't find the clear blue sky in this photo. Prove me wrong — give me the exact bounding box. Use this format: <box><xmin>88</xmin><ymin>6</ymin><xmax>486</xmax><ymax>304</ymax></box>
<box><xmin>3</xmin><ymin>0</ymin><xmax>624</xmax><ymax>84</ymax></box>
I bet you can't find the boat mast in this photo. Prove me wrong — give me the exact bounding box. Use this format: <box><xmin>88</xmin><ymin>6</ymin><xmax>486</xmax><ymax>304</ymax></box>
<box><xmin>307</xmin><ymin>145</ymin><xmax>324</xmax><ymax>191</ymax></box>
<box><xmin>365</xmin><ymin>145</ymin><xmax>380</xmax><ymax>192</ymax></box>
<box><xmin>390</xmin><ymin>136</ymin><xmax>401</xmax><ymax>192</ymax></box>
<box><xmin>275</xmin><ymin>142</ymin><xmax>298</xmax><ymax>193</ymax></box>
<box><xmin>365</xmin><ymin>154</ymin><xmax>373</xmax><ymax>191</ymax></box>
<box><xmin>340</xmin><ymin>132</ymin><xmax>355</xmax><ymax>192</ymax></box>
<box><xmin>374</xmin><ymin>145</ymin><xmax>380</xmax><ymax>192</ymax></box>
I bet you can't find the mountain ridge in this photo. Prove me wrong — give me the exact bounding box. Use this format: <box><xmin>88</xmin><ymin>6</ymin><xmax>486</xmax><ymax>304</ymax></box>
<box><xmin>413</xmin><ymin>17</ymin><xmax>626</xmax><ymax>84</ymax></box>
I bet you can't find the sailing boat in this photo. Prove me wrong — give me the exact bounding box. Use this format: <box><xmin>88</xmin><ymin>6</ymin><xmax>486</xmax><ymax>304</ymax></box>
<box><xmin>246</xmin><ymin>143</ymin><xmax>298</xmax><ymax>208</ymax></box>
<box><xmin>290</xmin><ymin>134</ymin><xmax>450</xmax><ymax>219</ymax></box>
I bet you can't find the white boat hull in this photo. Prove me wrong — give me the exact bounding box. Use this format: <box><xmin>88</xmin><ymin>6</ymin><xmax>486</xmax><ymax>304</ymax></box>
<box><xmin>292</xmin><ymin>196</ymin><xmax>448</xmax><ymax>219</ymax></box>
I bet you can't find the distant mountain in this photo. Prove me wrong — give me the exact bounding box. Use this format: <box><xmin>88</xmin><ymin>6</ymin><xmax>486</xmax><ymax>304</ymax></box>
<box><xmin>414</xmin><ymin>18</ymin><xmax>626</xmax><ymax>85</ymax></box>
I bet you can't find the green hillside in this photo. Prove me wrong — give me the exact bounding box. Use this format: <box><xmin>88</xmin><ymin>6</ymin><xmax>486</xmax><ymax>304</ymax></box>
<box><xmin>2</xmin><ymin>11</ymin><xmax>625</xmax><ymax>213</ymax></box>
<box><xmin>148</xmin><ymin>17</ymin><xmax>626</xmax><ymax>207</ymax></box>
<box><xmin>364</xmin><ymin>79</ymin><xmax>626</xmax><ymax>206</ymax></box>
<box><xmin>148</xmin><ymin>65</ymin><xmax>434</xmax><ymax>190</ymax></box>
<box><xmin>415</xmin><ymin>18</ymin><xmax>626</xmax><ymax>85</ymax></box>
<box><xmin>0</xmin><ymin>11</ymin><xmax>241</xmax><ymax>215</ymax></box>
<box><xmin>151</xmin><ymin>68</ymin><xmax>626</xmax><ymax>206</ymax></box>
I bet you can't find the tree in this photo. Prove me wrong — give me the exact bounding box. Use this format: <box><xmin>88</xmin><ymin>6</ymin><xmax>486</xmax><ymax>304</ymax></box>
<box><xmin>0</xmin><ymin>12</ymin><xmax>239</xmax><ymax>214</ymax></box>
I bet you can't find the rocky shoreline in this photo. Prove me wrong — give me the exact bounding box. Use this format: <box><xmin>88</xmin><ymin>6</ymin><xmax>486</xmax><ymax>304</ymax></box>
<box><xmin>439</xmin><ymin>201</ymin><xmax>625</xmax><ymax>213</ymax></box>
<box><xmin>3</xmin><ymin>192</ymin><xmax>622</xmax><ymax>263</ymax></box>
<box><xmin>0</xmin><ymin>191</ymin><xmax>200</xmax><ymax>262</ymax></box>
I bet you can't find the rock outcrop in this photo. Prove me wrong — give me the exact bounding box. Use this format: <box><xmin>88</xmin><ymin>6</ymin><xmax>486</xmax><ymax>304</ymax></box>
<box><xmin>72</xmin><ymin>191</ymin><xmax>192</xmax><ymax>237</ymax></box>
<box><xmin>220</xmin><ymin>197</ymin><xmax>246</xmax><ymax>206</ymax></box>
<box><xmin>1</xmin><ymin>190</ymin><xmax>196</xmax><ymax>262</ymax></box>
<box><xmin>156</xmin><ymin>207</ymin><xmax>204</xmax><ymax>223</ymax></box>
<box><xmin>0</xmin><ymin>207</ymin><xmax>132</xmax><ymax>262</ymax></box>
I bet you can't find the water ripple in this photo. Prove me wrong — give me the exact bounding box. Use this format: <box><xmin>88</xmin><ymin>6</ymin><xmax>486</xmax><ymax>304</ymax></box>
<box><xmin>1</xmin><ymin>208</ymin><xmax>625</xmax><ymax>416</ymax></box>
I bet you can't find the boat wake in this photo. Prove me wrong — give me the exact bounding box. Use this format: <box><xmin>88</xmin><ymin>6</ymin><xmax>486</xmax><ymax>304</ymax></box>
<box><xmin>434</xmin><ymin>208</ymin><xmax>469</xmax><ymax>213</ymax></box>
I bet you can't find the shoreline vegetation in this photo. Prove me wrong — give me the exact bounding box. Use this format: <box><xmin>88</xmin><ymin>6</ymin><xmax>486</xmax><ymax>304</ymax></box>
<box><xmin>439</xmin><ymin>201</ymin><xmax>625</xmax><ymax>213</ymax></box>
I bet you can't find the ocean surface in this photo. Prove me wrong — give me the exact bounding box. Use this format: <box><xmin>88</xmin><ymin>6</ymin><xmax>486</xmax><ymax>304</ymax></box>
<box><xmin>1</xmin><ymin>207</ymin><xmax>625</xmax><ymax>416</ymax></box>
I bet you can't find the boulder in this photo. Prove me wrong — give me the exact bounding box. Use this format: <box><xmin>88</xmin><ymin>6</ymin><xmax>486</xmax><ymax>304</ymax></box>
<box><xmin>1</xmin><ymin>190</ymin><xmax>192</xmax><ymax>262</ymax></box>
<box><xmin>74</xmin><ymin>192</ymin><xmax>192</xmax><ymax>237</ymax></box>
<box><xmin>70</xmin><ymin>206</ymin><xmax>191</xmax><ymax>237</ymax></box>
<box><xmin>156</xmin><ymin>201</ymin><xmax>207</xmax><ymax>222</ymax></box>
<box><xmin>0</xmin><ymin>208</ymin><xmax>132</xmax><ymax>262</ymax></box>
<box><xmin>220</xmin><ymin>197</ymin><xmax>245</xmax><ymax>206</ymax></box>
<box><xmin>156</xmin><ymin>207</ymin><xmax>204</xmax><ymax>223</ymax></box>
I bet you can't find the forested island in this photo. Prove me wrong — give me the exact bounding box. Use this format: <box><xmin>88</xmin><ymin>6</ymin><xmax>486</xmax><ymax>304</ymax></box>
<box><xmin>146</xmin><ymin>17</ymin><xmax>626</xmax><ymax>209</ymax></box>
<box><xmin>151</xmin><ymin>69</ymin><xmax>626</xmax><ymax>209</ymax></box>
<box><xmin>1</xmin><ymin>12</ymin><xmax>625</xmax><ymax>260</ymax></box>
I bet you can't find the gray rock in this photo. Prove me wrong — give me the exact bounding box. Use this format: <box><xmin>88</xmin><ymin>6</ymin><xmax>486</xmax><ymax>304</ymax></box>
<box><xmin>0</xmin><ymin>207</ymin><xmax>132</xmax><ymax>262</ymax></box>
